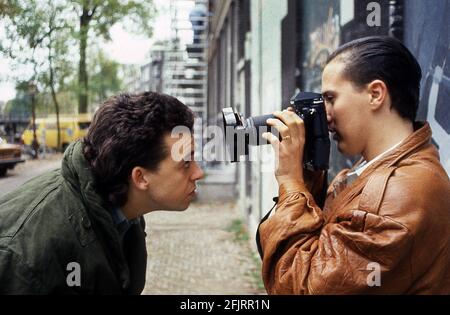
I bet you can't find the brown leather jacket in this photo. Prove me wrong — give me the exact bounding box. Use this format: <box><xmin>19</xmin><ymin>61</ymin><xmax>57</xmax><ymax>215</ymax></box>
<box><xmin>257</xmin><ymin>122</ymin><xmax>450</xmax><ymax>294</ymax></box>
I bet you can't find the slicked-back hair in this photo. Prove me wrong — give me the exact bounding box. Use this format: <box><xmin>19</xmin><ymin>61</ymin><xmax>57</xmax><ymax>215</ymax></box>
<box><xmin>326</xmin><ymin>36</ymin><xmax>422</xmax><ymax>122</ymax></box>
<box><xmin>83</xmin><ymin>91</ymin><xmax>194</xmax><ymax>207</ymax></box>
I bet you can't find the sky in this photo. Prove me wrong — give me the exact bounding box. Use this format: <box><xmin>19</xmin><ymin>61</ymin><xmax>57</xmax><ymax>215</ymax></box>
<box><xmin>0</xmin><ymin>57</ymin><xmax>15</xmax><ymax>102</ymax></box>
<box><xmin>0</xmin><ymin>0</ymin><xmax>193</xmax><ymax>103</ymax></box>
<box><xmin>102</xmin><ymin>0</ymin><xmax>174</xmax><ymax>65</ymax></box>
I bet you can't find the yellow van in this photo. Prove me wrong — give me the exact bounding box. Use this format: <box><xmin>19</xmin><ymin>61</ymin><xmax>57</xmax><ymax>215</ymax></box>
<box><xmin>22</xmin><ymin>114</ymin><xmax>91</xmax><ymax>150</ymax></box>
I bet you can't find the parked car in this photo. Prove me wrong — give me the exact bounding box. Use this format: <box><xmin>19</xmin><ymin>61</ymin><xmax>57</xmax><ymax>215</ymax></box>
<box><xmin>0</xmin><ymin>137</ymin><xmax>25</xmax><ymax>176</ymax></box>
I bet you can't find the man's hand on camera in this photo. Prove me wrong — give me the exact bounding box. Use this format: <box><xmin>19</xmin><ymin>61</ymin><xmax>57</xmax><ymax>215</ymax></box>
<box><xmin>262</xmin><ymin>108</ymin><xmax>306</xmax><ymax>188</ymax></box>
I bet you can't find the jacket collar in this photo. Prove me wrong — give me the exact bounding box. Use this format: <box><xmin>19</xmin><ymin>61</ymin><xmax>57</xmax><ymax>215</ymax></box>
<box><xmin>357</xmin><ymin>121</ymin><xmax>431</xmax><ymax>181</ymax></box>
<box><xmin>61</xmin><ymin>140</ymin><xmax>132</xmax><ymax>291</ymax></box>
<box><xmin>61</xmin><ymin>140</ymin><xmax>106</xmax><ymax>212</ymax></box>
<box><xmin>325</xmin><ymin>122</ymin><xmax>432</xmax><ymax>217</ymax></box>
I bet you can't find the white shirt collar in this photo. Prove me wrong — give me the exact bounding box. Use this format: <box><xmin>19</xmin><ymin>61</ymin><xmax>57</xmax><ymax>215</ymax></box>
<box><xmin>348</xmin><ymin>140</ymin><xmax>403</xmax><ymax>177</ymax></box>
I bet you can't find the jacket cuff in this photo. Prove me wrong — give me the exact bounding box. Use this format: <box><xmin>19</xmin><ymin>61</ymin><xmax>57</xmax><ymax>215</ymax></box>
<box><xmin>278</xmin><ymin>180</ymin><xmax>308</xmax><ymax>204</ymax></box>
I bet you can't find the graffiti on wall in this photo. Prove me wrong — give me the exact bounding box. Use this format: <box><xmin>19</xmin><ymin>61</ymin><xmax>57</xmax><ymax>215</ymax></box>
<box><xmin>406</xmin><ymin>0</ymin><xmax>450</xmax><ymax>176</ymax></box>
<box><xmin>299</xmin><ymin>1</ymin><xmax>354</xmax><ymax>177</ymax></box>
<box><xmin>304</xmin><ymin>8</ymin><xmax>340</xmax><ymax>92</ymax></box>
<box><xmin>419</xmin><ymin>27</ymin><xmax>450</xmax><ymax>174</ymax></box>
<box><xmin>299</xmin><ymin>1</ymin><xmax>450</xmax><ymax>177</ymax></box>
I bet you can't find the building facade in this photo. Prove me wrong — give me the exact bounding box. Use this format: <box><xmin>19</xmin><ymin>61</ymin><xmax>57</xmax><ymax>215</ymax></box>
<box><xmin>207</xmin><ymin>0</ymin><xmax>450</xmax><ymax>237</ymax></box>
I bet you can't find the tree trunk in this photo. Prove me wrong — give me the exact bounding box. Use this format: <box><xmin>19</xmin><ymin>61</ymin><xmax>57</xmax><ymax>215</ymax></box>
<box><xmin>78</xmin><ymin>6</ymin><xmax>90</xmax><ymax>114</ymax></box>
<box><xmin>48</xmin><ymin>37</ymin><xmax>61</xmax><ymax>152</ymax></box>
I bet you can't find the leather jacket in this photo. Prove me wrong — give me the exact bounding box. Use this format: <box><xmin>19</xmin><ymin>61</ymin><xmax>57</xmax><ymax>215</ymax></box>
<box><xmin>257</xmin><ymin>122</ymin><xmax>450</xmax><ymax>294</ymax></box>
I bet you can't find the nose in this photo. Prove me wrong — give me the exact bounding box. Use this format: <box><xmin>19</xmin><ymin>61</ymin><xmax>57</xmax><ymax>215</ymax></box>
<box><xmin>191</xmin><ymin>161</ymin><xmax>205</xmax><ymax>181</ymax></box>
<box><xmin>324</xmin><ymin>102</ymin><xmax>333</xmax><ymax>125</ymax></box>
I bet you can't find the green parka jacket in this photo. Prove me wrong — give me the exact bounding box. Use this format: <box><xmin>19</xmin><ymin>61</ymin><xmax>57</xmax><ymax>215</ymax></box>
<box><xmin>0</xmin><ymin>141</ymin><xmax>147</xmax><ymax>294</ymax></box>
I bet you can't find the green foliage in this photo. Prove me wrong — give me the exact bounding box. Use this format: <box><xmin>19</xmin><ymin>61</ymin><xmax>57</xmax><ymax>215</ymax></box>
<box><xmin>1</xmin><ymin>0</ymin><xmax>155</xmax><ymax>113</ymax></box>
<box><xmin>3</xmin><ymin>82</ymin><xmax>56</xmax><ymax>117</ymax></box>
<box><xmin>0</xmin><ymin>1</ymin><xmax>21</xmax><ymax>27</ymax></box>
<box><xmin>248</xmin><ymin>252</ymin><xmax>265</xmax><ymax>292</ymax></box>
<box><xmin>1</xmin><ymin>0</ymin><xmax>76</xmax><ymax>119</ymax></box>
<box><xmin>3</xmin><ymin>81</ymin><xmax>31</xmax><ymax>117</ymax></box>
<box><xmin>72</xmin><ymin>0</ymin><xmax>155</xmax><ymax>40</ymax></box>
<box><xmin>88</xmin><ymin>49</ymin><xmax>123</xmax><ymax>104</ymax></box>
<box><xmin>226</xmin><ymin>218</ymin><xmax>265</xmax><ymax>292</ymax></box>
<box><xmin>72</xmin><ymin>0</ymin><xmax>156</xmax><ymax>112</ymax></box>
<box><xmin>227</xmin><ymin>219</ymin><xmax>250</xmax><ymax>242</ymax></box>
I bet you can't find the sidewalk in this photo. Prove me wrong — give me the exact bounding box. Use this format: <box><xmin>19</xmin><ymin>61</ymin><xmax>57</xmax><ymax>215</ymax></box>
<box><xmin>142</xmin><ymin>201</ymin><xmax>266</xmax><ymax>295</ymax></box>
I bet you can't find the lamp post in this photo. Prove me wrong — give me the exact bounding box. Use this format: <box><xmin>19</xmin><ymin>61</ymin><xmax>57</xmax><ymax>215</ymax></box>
<box><xmin>28</xmin><ymin>81</ymin><xmax>39</xmax><ymax>159</ymax></box>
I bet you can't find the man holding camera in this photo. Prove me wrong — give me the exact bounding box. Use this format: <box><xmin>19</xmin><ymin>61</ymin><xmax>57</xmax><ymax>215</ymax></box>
<box><xmin>0</xmin><ymin>92</ymin><xmax>204</xmax><ymax>294</ymax></box>
<box><xmin>257</xmin><ymin>36</ymin><xmax>450</xmax><ymax>294</ymax></box>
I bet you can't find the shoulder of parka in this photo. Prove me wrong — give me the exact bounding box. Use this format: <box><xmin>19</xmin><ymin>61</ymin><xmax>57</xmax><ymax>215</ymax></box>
<box><xmin>0</xmin><ymin>168</ymin><xmax>93</xmax><ymax>293</ymax></box>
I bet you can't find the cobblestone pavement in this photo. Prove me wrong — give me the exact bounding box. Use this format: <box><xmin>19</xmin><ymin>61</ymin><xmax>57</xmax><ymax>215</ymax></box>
<box><xmin>142</xmin><ymin>201</ymin><xmax>266</xmax><ymax>295</ymax></box>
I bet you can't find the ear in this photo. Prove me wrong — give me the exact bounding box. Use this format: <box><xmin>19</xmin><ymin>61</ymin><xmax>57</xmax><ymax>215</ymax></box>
<box><xmin>130</xmin><ymin>166</ymin><xmax>150</xmax><ymax>191</ymax></box>
<box><xmin>367</xmin><ymin>79</ymin><xmax>389</xmax><ymax>111</ymax></box>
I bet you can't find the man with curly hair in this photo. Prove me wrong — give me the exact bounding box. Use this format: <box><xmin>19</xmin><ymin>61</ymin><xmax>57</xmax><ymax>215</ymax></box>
<box><xmin>0</xmin><ymin>92</ymin><xmax>204</xmax><ymax>294</ymax></box>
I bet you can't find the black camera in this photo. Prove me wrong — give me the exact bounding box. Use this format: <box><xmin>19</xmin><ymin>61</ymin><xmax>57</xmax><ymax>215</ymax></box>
<box><xmin>222</xmin><ymin>91</ymin><xmax>330</xmax><ymax>170</ymax></box>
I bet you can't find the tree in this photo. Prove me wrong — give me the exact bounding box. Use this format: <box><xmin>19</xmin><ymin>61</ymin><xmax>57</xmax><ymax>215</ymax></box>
<box><xmin>72</xmin><ymin>0</ymin><xmax>155</xmax><ymax>113</ymax></box>
<box><xmin>0</xmin><ymin>0</ymin><xmax>21</xmax><ymax>18</ymax></box>
<box><xmin>3</xmin><ymin>82</ymin><xmax>32</xmax><ymax>118</ymax></box>
<box><xmin>2</xmin><ymin>0</ymin><xmax>155</xmax><ymax>115</ymax></box>
<box><xmin>42</xmin><ymin>1</ymin><xmax>73</xmax><ymax>150</ymax></box>
<box><xmin>88</xmin><ymin>49</ymin><xmax>123</xmax><ymax>104</ymax></box>
<box><xmin>1</xmin><ymin>0</ymin><xmax>75</xmax><ymax>151</ymax></box>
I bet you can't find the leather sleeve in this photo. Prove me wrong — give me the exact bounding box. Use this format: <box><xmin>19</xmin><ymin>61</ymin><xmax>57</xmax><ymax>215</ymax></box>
<box><xmin>303</xmin><ymin>169</ymin><xmax>327</xmax><ymax>208</ymax></box>
<box><xmin>258</xmin><ymin>181</ymin><xmax>413</xmax><ymax>294</ymax></box>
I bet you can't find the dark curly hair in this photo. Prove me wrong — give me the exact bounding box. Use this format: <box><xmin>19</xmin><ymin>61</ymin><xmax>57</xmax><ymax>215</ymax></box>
<box><xmin>83</xmin><ymin>91</ymin><xmax>194</xmax><ymax>207</ymax></box>
<box><xmin>327</xmin><ymin>36</ymin><xmax>422</xmax><ymax>122</ymax></box>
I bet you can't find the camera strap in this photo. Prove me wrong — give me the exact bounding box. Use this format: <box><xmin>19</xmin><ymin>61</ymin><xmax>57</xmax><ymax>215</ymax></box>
<box><xmin>255</xmin><ymin>196</ymin><xmax>279</xmax><ymax>259</ymax></box>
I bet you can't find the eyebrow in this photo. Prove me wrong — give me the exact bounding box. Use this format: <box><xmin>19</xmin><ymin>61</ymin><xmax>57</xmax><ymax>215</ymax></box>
<box><xmin>322</xmin><ymin>90</ymin><xmax>337</xmax><ymax>98</ymax></box>
<box><xmin>322</xmin><ymin>90</ymin><xmax>336</xmax><ymax>96</ymax></box>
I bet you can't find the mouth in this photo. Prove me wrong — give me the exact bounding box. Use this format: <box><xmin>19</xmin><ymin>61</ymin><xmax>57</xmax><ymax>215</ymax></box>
<box><xmin>188</xmin><ymin>187</ymin><xmax>197</xmax><ymax>196</ymax></box>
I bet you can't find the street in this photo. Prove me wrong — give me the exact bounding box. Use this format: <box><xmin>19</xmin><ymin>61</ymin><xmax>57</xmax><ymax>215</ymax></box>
<box><xmin>0</xmin><ymin>153</ymin><xmax>63</xmax><ymax>197</ymax></box>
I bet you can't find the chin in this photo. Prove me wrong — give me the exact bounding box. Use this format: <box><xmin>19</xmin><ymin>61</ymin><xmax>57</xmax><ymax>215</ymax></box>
<box><xmin>337</xmin><ymin>141</ymin><xmax>352</xmax><ymax>156</ymax></box>
<box><xmin>163</xmin><ymin>195</ymin><xmax>195</xmax><ymax>211</ymax></box>
<box><xmin>172</xmin><ymin>203</ymin><xmax>190</xmax><ymax>211</ymax></box>
<box><xmin>339</xmin><ymin>143</ymin><xmax>361</xmax><ymax>157</ymax></box>
<box><xmin>336</xmin><ymin>141</ymin><xmax>346</xmax><ymax>153</ymax></box>
<box><xmin>178</xmin><ymin>205</ymin><xmax>190</xmax><ymax>211</ymax></box>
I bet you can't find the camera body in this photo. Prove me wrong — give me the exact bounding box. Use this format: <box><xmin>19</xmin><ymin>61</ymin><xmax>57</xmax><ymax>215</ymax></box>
<box><xmin>222</xmin><ymin>91</ymin><xmax>330</xmax><ymax>170</ymax></box>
